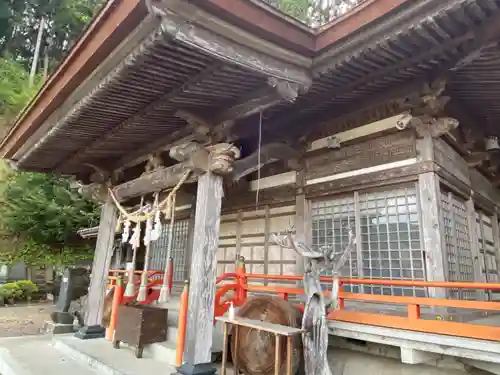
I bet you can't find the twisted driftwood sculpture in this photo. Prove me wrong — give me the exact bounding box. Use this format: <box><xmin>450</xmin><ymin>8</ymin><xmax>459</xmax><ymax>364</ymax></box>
<box><xmin>271</xmin><ymin>228</ymin><xmax>356</xmax><ymax>375</ymax></box>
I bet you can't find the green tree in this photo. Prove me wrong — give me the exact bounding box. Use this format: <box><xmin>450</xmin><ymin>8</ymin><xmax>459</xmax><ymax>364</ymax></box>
<box><xmin>265</xmin><ymin>0</ymin><xmax>361</xmax><ymax>26</ymax></box>
<box><xmin>0</xmin><ymin>170</ymin><xmax>100</xmax><ymax>265</ymax></box>
<box><xmin>0</xmin><ymin>0</ymin><xmax>104</xmax><ymax>70</ymax></box>
<box><xmin>0</xmin><ymin>58</ymin><xmax>42</xmax><ymax>130</ymax></box>
<box><xmin>0</xmin><ymin>1</ymin><xmax>104</xmax><ymax>266</ymax></box>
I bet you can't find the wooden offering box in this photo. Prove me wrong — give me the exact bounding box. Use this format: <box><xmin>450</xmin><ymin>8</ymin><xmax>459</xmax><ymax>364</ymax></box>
<box><xmin>113</xmin><ymin>304</ymin><xmax>168</xmax><ymax>358</ymax></box>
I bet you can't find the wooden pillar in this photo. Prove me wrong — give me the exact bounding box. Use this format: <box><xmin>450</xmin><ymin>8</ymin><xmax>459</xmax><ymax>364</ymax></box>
<box><xmin>183</xmin><ymin>197</ymin><xmax>197</xmax><ymax>281</ymax></box>
<box><xmin>416</xmin><ymin>134</ymin><xmax>447</xmax><ymax>299</ymax></box>
<box><xmin>493</xmin><ymin>211</ymin><xmax>500</xmax><ymax>280</ymax></box>
<box><xmin>295</xmin><ymin>168</ymin><xmax>310</xmax><ymax>279</ymax></box>
<box><xmin>467</xmin><ymin>198</ymin><xmax>484</xmax><ymax>284</ymax></box>
<box><xmin>180</xmin><ymin>172</ymin><xmax>223</xmax><ymax>374</ymax></box>
<box><xmin>75</xmin><ymin>194</ymin><xmax>118</xmax><ymax>339</ymax></box>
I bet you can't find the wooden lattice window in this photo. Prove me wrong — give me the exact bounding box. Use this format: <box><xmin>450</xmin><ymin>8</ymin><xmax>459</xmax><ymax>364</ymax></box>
<box><xmin>149</xmin><ymin>219</ymin><xmax>190</xmax><ymax>282</ymax></box>
<box><xmin>311</xmin><ymin>185</ymin><xmax>425</xmax><ymax>296</ymax></box>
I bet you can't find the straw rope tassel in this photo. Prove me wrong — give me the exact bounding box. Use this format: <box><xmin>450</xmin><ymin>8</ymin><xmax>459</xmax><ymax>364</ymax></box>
<box><xmin>124</xmin><ymin>198</ymin><xmax>144</xmax><ymax>297</ymax></box>
<box><xmin>158</xmin><ymin>193</ymin><xmax>177</xmax><ymax>303</ymax></box>
<box><xmin>137</xmin><ymin>194</ymin><xmax>158</xmax><ymax>302</ymax></box>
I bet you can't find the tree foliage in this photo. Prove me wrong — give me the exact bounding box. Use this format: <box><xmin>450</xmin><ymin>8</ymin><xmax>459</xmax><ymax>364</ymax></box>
<box><xmin>0</xmin><ymin>0</ymin><xmax>104</xmax><ymax>266</ymax></box>
<box><xmin>0</xmin><ymin>169</ymin><xmax>100</xmax><ymax>265</ymax></box>
<box><xmin>0</xmin><ymin>0</ymin><xmax>104</xmax><ymax>70</ymax></box>
<box><xmin>265</xmin><ymin>0</ymin><xmax>361</xmax><ymax>26</ymax></box>
<box><xmin>0</xmin><ymin>171</ymin><xmax>99</xmax><ymax>246</ymax></box>
<box><xmin>0</xmin><ymin>58</ymin><xmax>42</xmax><ymax>128</ymax></box>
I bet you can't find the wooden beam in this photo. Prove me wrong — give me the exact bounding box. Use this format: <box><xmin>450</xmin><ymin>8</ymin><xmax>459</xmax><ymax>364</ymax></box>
<box><xmin>112</xmin><ymin>142</ymin><xmax>240</xmax><ymax>201</ymax></box>
<box><xmin>75</xmin><ymin>194</ymin><xmax>118</xmax><ymax>339</ymax></box>
<box><xmin>112</xmin><ymin>161</ymin><xmax>198</xmax><ymax>201</ymax></box>
<box><xmin>232</xmin><ymin>142</ymin><xmax>301</xmax><ymax>181</ymax></box>
<box><xmin>182</xmin><ymin>172</ymin><xmax>223</xmax><ymax>370</ymax></box>
<box><xmin>217</xmin><ymin>79</ymin><xmax>299</xmax><ymax>124</ymax></box>
<box><xmin>114</xmin><ymin>130</ymin><xmax>210</xmax><ymax>171</ymax></box>
<box><xmin>242</xmin><ymin>77</ymin><xmax>423</xmax><ymax>145</ymax></box>
<box><xmin>178</xmin><ymin>77</ymin><xmax>304</xmax><ymax>140</ymax></box>
<box><xmin>157</xmin><ymin>3</ymin><xmax>311</xmax><ymax>87</ymax></box>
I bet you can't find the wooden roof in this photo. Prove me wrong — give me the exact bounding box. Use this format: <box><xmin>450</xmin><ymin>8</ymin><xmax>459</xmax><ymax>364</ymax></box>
<box><xmin>2</xmin><ymin>0</ymin><xmax>500</xmax><ymax>182</ymax></box>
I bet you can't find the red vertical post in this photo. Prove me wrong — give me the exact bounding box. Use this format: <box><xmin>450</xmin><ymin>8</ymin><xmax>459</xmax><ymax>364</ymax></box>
<box><xmin>236</xmin><ymin>256</ymin><xmax>247</xmax><ymax>305</ymax></box>
<box><xmin>106</xmin><ymin>276</ymin><xmax>124</xmax><ymax>341</ymax></box>
<box><xmin>338</xmin><ymin>280</ymin><xmax>345</xmax><ymax>310</ymax></box>
<box><xmin>167</xmin><ymin>257</ymin><xmax>174</xmax><ymax>295</ymax></box>
<box><xmin>176</xmin><ymin>281</ymin><xmax>189</xmax><ymax>367</ymax></box>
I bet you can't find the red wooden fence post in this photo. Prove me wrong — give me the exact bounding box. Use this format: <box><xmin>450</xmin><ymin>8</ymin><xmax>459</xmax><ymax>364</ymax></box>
<box><xmin>106</xmin><ymin>276</ymin><xmax>124</xmax><ymax>341</ymax></box>
<box><xmin>236</xmin><ymin>256</ymin><xmax>247</xmax><ymax>305</ymax></box>
<box><xmin>176</xmin><ymin>281</ymin><xmax>189</xmax><ymax>367</ymax></box>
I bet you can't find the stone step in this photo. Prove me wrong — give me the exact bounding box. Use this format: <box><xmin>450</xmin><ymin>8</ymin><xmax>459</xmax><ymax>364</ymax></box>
<box><xmin>0</xmin><ymin>335</ymin><xmax>99</xmax><ymax>375</ymax></box>
<box><xmin>53</xmin><ymin>336</ymin><xmax>176</xmax><ymax>375</ymax></box>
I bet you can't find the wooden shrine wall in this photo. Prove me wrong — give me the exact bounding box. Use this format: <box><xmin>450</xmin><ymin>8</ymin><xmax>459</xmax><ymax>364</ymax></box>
<box><xmin>304</xmin><ymin>129</ymin><xmax>419</xmax><ymax>198</ymax></box>
<box><xmin>217</xmin><ymin>204</ymin><xmax>297</xmax><ymax>282</ymax></box>
<box><xmin>433</xmin><ymin>137</ymin><xmax>500</xmax><ymax>209</ymax></box>
<box><xmin>216</xmin><ymin>128</ymin><xmax>421</xmax><ymax>282</ymax></box>
<box><xmin>211</xmin><ymin>121</ymin><xmax>500</xmax><ymax>287</ymax></box>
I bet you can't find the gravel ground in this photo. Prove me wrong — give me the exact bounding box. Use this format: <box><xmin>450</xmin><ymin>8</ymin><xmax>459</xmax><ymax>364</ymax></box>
<box><xmin>0</xmin><ymin>302</ymin><xmax>55</xmax><ymax>337</ymax></box>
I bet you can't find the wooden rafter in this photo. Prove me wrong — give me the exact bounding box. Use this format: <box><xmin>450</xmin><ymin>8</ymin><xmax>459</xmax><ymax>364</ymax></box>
<box><xmin>261</xmin><ymin>11</ymin><xmax>500</xmax><ymax>144</ymax></box>
<box><xmin>56</xmin><ymin>62</ymin><xmax>223</xmax><ymax>171</ymax></box>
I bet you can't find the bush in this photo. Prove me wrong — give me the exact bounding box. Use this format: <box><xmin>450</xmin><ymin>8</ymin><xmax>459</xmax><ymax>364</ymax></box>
<box><xmin>1</xmin><ymin>282</ymin><xmax>22</xmax><ymax>302</ymax></box>
<box><xmin>16</xmin><ymin>280</ymin><xmax>38</xmax><ymax>301</ymax></box>
<box><xmin>0</xmin><ymin>280</ymin><xmax>39</xmax><ymax>304</ymax></box>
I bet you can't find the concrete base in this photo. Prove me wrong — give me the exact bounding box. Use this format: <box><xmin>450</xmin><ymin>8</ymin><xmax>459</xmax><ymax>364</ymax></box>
<box><xmin>174</xmin><ymin>363</ymin><xmax>217</xmax><ymax>375</ymax></box>
<box><xmin>50</xmin><ymin>311</ymin><xmax>74</xmax><ymax>325</ymax></box>
<box><xmin>0</xmin><ymin>334</ymin><xmax>497</xmax><ymax>375</ymax></box>
<box><xmin>42</xmin><ymin>321</ymin><xmax>74</xmax><ymax>335</ymax></box>
<box><xmin>74</xmin><ymin>324</ymin><xmax>105</xmax><ymax>340</ymax></box>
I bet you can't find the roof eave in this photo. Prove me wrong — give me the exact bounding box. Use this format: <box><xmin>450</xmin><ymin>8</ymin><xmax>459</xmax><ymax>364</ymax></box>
<box><xmin>0</xmin><ymin>0</ymin><xmax>414</xmax><ymax>162</ymax></box>
<box><xmin>0</xmin><ymin>0</ymin><xmax>149</xmax><ymax>160</ymax></box>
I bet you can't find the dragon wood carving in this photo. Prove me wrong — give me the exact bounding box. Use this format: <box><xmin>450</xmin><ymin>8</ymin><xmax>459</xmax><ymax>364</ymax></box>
<box><xmin>271</xmin><ymin>228</ymin><xmax>356</xmax><ymax>375</ymax></box>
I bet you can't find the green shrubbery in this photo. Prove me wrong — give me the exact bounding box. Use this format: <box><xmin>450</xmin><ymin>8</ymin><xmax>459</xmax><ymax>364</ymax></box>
<box><xmin>0</xmin><ymin>280</ymin><xmax>39</xmax><ymax>304</ymax></box>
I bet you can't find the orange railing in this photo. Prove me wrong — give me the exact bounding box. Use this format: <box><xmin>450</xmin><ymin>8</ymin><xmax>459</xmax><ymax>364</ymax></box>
<box><xmin>213</xmin><ymin>270</ymin><xmax>500</xmax><ymax>341</ymax></box>
<box><xmin>106</xmin><ymin>263</ymin><xmax>500</xmax><ymax>366</ymax></box>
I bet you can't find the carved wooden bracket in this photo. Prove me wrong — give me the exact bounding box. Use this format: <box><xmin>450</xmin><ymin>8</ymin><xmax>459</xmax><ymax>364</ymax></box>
<box><xmin>143</xmin><ymin>153</ymin><xmax>164</xmax><ymax>174</ymax></box>
<box><xmin>411</xmin><ymin>116</ymin><xmax>460</xmax><ymax>138</ymax></box>
<box><xmin>169</xmin><ymin>142</ymin><xmax>241</xmax><ymax>175</ymax></box>
<box><xmin>112</xmin><ymin>142</ymin><xmax>241</xmax><ymax>202</ymax></box>
<box><xmin>83</xmin><ymin>163</ymin><xmax>122</xmax><ymax>185</ymax></box>
<box><xmin>398</xmin><ymin>78</ymin><xmax>449</xmax><ymax>117</ymax></box>
<box><xmin>78</xmin><ymin>182</ymin><xmax>109</xmax><ymax>204</ymax></box>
